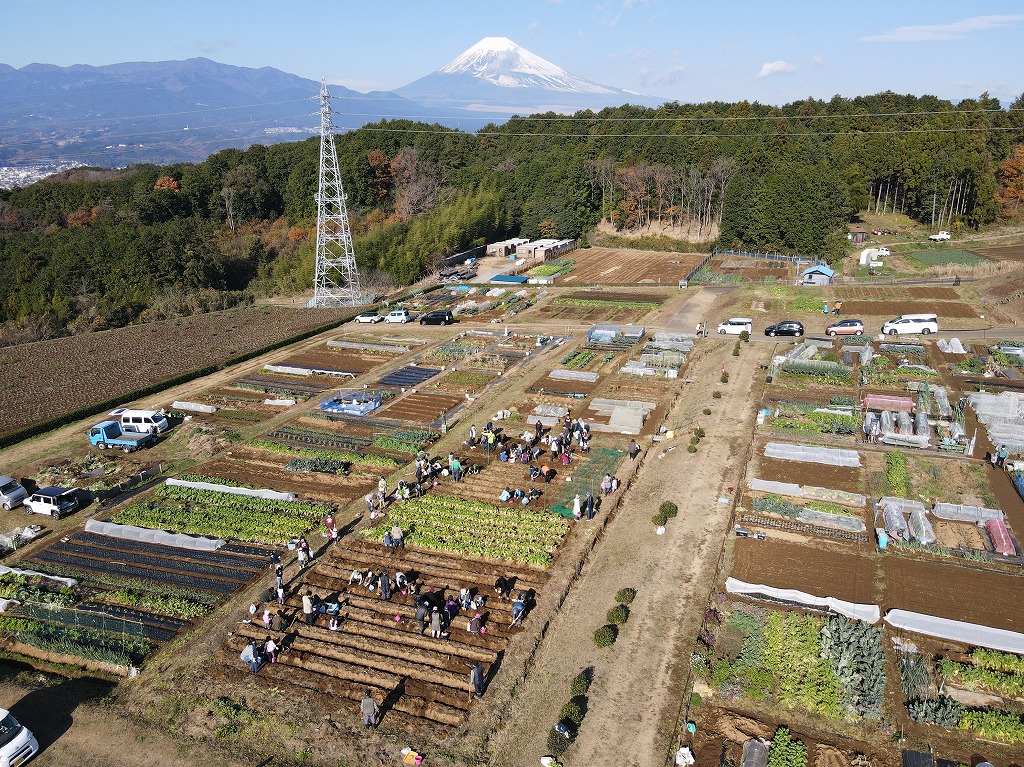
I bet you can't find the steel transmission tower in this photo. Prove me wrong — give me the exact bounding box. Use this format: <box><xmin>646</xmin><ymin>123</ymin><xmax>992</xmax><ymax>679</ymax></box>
<box><xmin>311</xmin><ymin>79</ymin><xmax>363</xmax><ymax>307</ymax></box>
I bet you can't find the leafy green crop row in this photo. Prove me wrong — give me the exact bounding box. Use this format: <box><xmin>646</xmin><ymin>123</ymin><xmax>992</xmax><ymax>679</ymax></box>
<box><xmin>359</xmin><ymin>495</ymin><xmax>569</xmax><ymax>567</ymax></box>
<box><xmin>250</xmin><ymin>439</ymin><xmax>399</xmax><ymax>468</ymax></box>
<box><xmin>885</xmin><ymin>451</ymin><xmax>910</xmax><ymax>497</ymax></box>
<box><xmin>100</xmin><ymin>589</ymin><xmax>209</xmax><ymax>620</ymax></box>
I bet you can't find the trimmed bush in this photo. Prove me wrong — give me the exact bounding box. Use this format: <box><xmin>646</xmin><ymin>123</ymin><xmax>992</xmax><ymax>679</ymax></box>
<box><xmin>652</xmin><ymin>511</ymin><xmax>669</xmax><ymax>526</ymax></box>
<box><xmin>693</xmin><ymin>427</ymin><xmax>705</xmax><ymax>438</ymax></box>
<box><xmin>733</xmin><ymin>346</ymin><xmax>740</xmax><ymax>357</ymax></box>
<box><xmin>615</xmin><ymin>588</ymin><xmax>637</xmax><ymax>605</ymax></box>
<box><xmin>594</xmin><ymin>624</ymin><xmax>617</xmax><ymax>647</ymax></box>
<box><xmin>739</xmin><ymin>330</ymin><xmax>750</xmax><ymax>342</ymax></box>
<box><xmin>570</xmin><ymin>669</ymin><xmax>593</xmax><ymax>696</ymax></box>
<box><xmin>720</xmin><ymin>371</ymin><xmax>729</xmax><ymax>383</ymax></box>
<box><xmin>702</xmin><ymin>408</ymin><xmax>712</xmax><ymax>415</ymax></box>
<box><xmin>687</xmin><ymin>445</ymin><xmax>697</xmax><ymax>453</ymax></box>
<box><xmin>607</xmin><ymin>604</ymin><xmax>630</xmax><ymax>625</ymax></box>
<box><xmin>712</xmin><ymin>391</ymin><xmax>722</xmax><ymax>399</ymax></box>
<box><xmin>547</xmin><ymin>727</ymin><xmax>571</xmax><ymax>755</ymax></box>
<box><xmin>559</xmin><ymin>700</ymin><xmax>585</xmax><ymax>725</ymax></box>
<box><xmin>690</xmin><ymin>436</ymin><xmax>700</xmax><ymax>446</ymax></box>
<box><xmin>659</xmin><ymin>501</ymin><xmax>678</xmax><ymax>518</ymax></box>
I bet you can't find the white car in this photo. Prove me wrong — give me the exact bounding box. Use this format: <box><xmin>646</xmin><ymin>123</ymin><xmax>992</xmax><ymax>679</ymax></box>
<box><xmin>717</xmin><ymin>318</ymin><xmax>753</xmax><ymax>335</ymax></box>
<box><xmin>0</xmin><ymin>708</ymin><xmax>39</xmax><ymax>767</ymax></box>
<box><xmin>384</xmin><ymin>309</ymin><xmax>411</xmax><ymax>324</ymax></box>
<box><xmin>928</xmin><ymin>231</ymin><xmax>951</xmax><ymax>241</ymax></box>
<box><xmin>876</xmin><ymin>247</ymin><xmax>890</xmax><ymax>257</ymax></box>
<box><xmin>354</xmin><ymin>311</ymin><xmax>383</xmax><ymax>323</ymax></box>
<box><xmin>24</xmin><ymin>486</ymin><xmax>79</xmax><ymax>519</ymax></box>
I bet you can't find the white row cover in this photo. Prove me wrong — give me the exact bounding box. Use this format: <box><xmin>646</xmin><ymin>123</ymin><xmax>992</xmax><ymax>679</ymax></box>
<box><xmin>166</xmin><ymin>478</ymin><xmax>296</xmax><ymax>502</ymax></box>
<box><xmin>748</xmin><ymin>477</ymin><xmax>866</xmax><ymax>507</ymax></box>
<box><xmin>764</xmin><ymin>442</ymin><xmax>861</xmax><ymax>467</ymax></box>
<box><xmin>885</xmin><ymin>609</ymin><xmax>1024</xmax><ymax>654</ymax></box>
<box><xmin>549</xmin><ymin>369</ymin><xmax>600</xmax><ymax>382</ymax></box>
<box><xmin>85</xmin><ymin>519</ymin><xmax>225</xmax><ymax>551</ymax></box>
<box><xmin>172</xmin><ymin>400</ymin><xmax>217</xmax><ymax>413</ymax></box>
<box><xmin>0</xmin><ymin>563</ymin><xmax>76</xmax><ymax>588</ymax></box>
<box><xmin>725</xmin><ymin>577</ymin><xmax>880</xmax><ymax>623</ymax></box>
<box><xmin>932</xmin><ymin>502</ymin><xmax>1003</xmax><ymax>523</ymax></box>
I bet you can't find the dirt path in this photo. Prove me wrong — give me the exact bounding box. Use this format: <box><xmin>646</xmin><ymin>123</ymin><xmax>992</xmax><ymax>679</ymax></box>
<box><xmin>488</xmin><ymin>334</ymin><xmax>768</xmax><ymax>767</ymax></box>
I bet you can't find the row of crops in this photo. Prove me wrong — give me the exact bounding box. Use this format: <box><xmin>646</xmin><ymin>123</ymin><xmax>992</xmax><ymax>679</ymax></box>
<box><xmin>692</xmin><ymin>601</ymin><xmax>885</xmax><ymax>722</ymax></box>
<box><xmin>359</xmin><ymin>495</ymin><xmax>569</xmax><ymax>567</ymax></box>
<box><xmin>111</xmin><ymin>484</ymin><xmax>329</xmax><ymax>545</ymax></box>
<box><xmin>902</xmin><ymin>647</ymin><xmax>1024</xmax><ymax>743</ymax></box>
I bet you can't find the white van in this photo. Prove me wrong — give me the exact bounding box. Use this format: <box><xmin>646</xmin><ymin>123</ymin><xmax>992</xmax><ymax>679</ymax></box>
<box><xmin>0</xmin><ymin>476</ymin><xmax>28</xmax><ymax>511</ymax></box>
<box><xmin>717</xmin><ymin>318</ymin><xmax>753</xmax><ymax>335</ymax></box>
<box><xmin>108</xmin><ymin>408</ymin><xmax>170</xmax><ymax>434</ymax></box>
<box><xmin>881</xmin><ymin>314</ymin><xmax>938</xmax><ymax>336</ymax></box>
<box><xmin>0</xmin><ymin>707</ymin><xmax>39</xmax><ymax>766</ymax></box>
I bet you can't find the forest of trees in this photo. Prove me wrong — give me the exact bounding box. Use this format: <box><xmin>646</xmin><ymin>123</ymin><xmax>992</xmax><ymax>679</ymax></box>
<box><xmin>1</xmin><ymin>91</ymin><xmax>1023</xmax><ymax>343</ymax></box>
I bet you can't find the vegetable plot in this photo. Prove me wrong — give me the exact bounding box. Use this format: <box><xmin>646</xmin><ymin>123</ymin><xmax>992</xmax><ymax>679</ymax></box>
<box><xmin>359</xmin><ymin>495</ymin><xmax>569</xmax><ymax>567</ymax></box>
<box><xmin>112</xmin><ymin>484</ymin><xmax>329</xmax><ymax>545</ymax></box>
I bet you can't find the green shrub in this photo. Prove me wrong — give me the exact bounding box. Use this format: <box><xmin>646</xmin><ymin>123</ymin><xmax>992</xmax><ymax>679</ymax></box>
<box><xmin>739</xmin><ymin>330</ymin><xmax>750</xmax><ymax>342</ymax></box>
<box><xmin>570</xmin><ymin>669</ymin><xmax>593</xmax><ymax>696</ymax></box>
<box><xmin>547</xmin><ymin>727</ymin><xmax>571</xmax><ymax>755</ymax></box>
<box><xmin>615</xmin><ymin>588</ymin><xmax>637</xmax><ymax>604</ymax></box>
<box><xmin>690</xmin><ymin>436</ymin><xmax>700</xmax><ymax>446</ymax></box>
<box><xmin>689</xmin><ymin>692</ymin><xmax>702</xmax><ymax>708</ymax></box>
<box><xmin>607</xmin><ymin>604</ymin><xmax>630</xmax><ymax>625</ymax></box>
<box><xmin>593</xmin><ymin>625</ymin><xmax>617</xmax><ymax>647</ymax></box>
<box><xmin>687</xmin><ymin>445</ymin><xmax>697</xmax><ymax>453</ymax></box>
<box><xmin>721</xmin><ymin>372</ymin><xmax>729</xmax><ymax>383</ymax></box>
<box><xmin>659</xmin><ymin>501</ymin><xmax>678</xmax><ymax>518</ymax></box>
<box><xmin>733</xmin><ymin>345</ymin><xmax>740</xmax><ymax>357</ymax></box>
<box><xmin>559</xmin><ymin>699</ymin><xmax>585</xmax><ymax>725</ymax></box>
<box><xmin>652</xmin><ymin>511</ymin><xmax>669</xmax><ymax>525</ymax></box>
<box><xmin>694</xmin><ymin>427</ymin><xmax>705</xmax><ymax>438</ymax></box>
<box><xmin>702</xmin><ymin>408</ymin><xmax>712</xmax><ymax>415</ymax></box>
<box><xmin>712</xmin><ymin>391</ymin><xmax>722</xmax><ymax>399</ymax></box>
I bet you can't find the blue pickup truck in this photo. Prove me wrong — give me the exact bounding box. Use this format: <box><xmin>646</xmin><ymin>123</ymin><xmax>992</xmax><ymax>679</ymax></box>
<box><xmin>88</xmin><ymin>420</ymin><xmax>156</xmax><ymax>453</ymax></box>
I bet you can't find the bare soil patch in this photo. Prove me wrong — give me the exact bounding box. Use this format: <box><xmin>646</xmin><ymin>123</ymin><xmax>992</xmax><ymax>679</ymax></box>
<box><xmin>558</xmin><ymin>247</ymin><xmax>706</xmax><ymax>285</ymax></box>
<box><xmin>969</xmin><ymin>244</ymin><xmax>1024</xmax><ymax>261</ymax></box>
<box><xmin>840</xmin><ymin>300</ymin><xmax>978</xmax><ymax>318</ymax></box>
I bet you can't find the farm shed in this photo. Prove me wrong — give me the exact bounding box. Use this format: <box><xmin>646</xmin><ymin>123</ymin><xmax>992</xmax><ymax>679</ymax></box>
<box><xmin>320</xmin><ymin>389</ymin><xmax>381</xmax><ymax>416</ymax></box>
<box><xmin>516</xmin><ymin>239</ymin><xmax>559</xmax><ymax>259</ymax></box>
<box><xmin>489</xmin><ymin>274</ymin><xmax>529</xmax><ymax>285</ymax></box>
<box><xmin>849</xmin><ymin>226</ymin><xmax>866</xmax><ymax>244</ymax></box>
<box><xmin>486</xmin><ymin>238</ymin><xmax>530</xmax><ymax>258</ymax></box>
<box><xmin>800</xmin><ymin>264</ymin><xmax>835</xmax><ymax>286</ymax></box>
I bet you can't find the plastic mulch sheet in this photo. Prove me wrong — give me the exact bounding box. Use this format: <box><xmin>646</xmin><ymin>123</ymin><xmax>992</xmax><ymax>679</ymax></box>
<box><xmin>726</xmin><ymin>577</ymin><xmax>880</xmax><ymax>623</ymax></box>
<box><xmin>985</xmin><ymin>518</ymin><xmax>1016</xmax><ymax>556</ymax></box>
<box><xmin>764</xmin><ymin>442</ymin><xmax>861</xmax><ymax>467</ymax></box>
<box><xmin>85</xmin><ymin>519</ymin><xmax>226</xmax><ymax>551</ymax></box>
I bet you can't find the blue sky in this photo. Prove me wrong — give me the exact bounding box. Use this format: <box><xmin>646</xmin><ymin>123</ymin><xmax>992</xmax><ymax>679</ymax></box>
<box><xmin>5</xmin><ymin>0</ymin><xmax>1023</xmax><ymax>107</ymax></box>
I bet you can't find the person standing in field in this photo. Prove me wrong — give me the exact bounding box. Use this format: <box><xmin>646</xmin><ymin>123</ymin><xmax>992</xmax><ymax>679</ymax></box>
<box><xmin>469</xmin><ymin>660</ymin><xmax>485</xmax><ymax>700</ymax></box>
<box><xmin>628</xmin><ymin>439</ymin><xmax>640</xmax><ymax>460</ymax></box>
<box><xmin>302</xmin><ymin>591</ymin><xmax>314</xmax><ymax>625</ymax></box>
<box><xmin>360</xmin><ymin>690</ymin><xmax>379</xmax><ymax>729</ymax></box>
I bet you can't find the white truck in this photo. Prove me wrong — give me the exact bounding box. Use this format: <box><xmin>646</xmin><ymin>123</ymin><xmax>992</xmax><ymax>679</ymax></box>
<box><xmin>928</xmin><ymin>231</ymin><xmax>951</xmax><ymax>241</ymax></box>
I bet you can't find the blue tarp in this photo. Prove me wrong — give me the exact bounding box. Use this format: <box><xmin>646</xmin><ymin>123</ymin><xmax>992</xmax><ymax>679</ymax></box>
<box><xmin>490</xmin><ymin>274</ymin><xmax>529</xmax><ymax>284</ymax></box>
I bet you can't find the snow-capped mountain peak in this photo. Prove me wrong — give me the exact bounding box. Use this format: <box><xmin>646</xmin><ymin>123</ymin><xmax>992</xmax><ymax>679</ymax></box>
<box><xmin>437</xmin><ymin>37</ymin><xmax>616</xmax><ymax>95</ymax></box>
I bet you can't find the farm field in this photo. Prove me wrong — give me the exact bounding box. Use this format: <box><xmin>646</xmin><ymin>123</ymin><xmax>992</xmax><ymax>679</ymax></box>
<box><xmin>0</xmin><ymin>305</ymin><xmax>353</xmax><ymax>439</ymax></box>
<box><xmin>969</xmin><ymin>243</ymin><xmax>1024</xmax><ymax>261</ymax></box>
<box><xmin>556</xmin><ymin>247</ymin><xmax>706</xmax><ymax>284</ymax></box>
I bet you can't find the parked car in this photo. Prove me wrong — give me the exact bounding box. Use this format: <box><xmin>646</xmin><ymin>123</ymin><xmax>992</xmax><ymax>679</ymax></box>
<box><xmin>419</xmin><ymin>309</ymin><xmax>455</xmax><ymax>326</ymax></box>
<box><xmin>881</xmin><ymin>313</ymin><xmax>939</xmax><ymax>335</ymax></box>
<box><xmin>354</xmin><ymin>311</ymin><xmax>383</xmax><ymax>323</ymax></box>
<box><xmin>108</xmin><ymin>407</ymin><xmax>169</xmax><ymax>434</ymax></box>
<box><xmin>928</xmin><ymin>231</ymin><xmax>951</xmax><ymax>241</ymax></box>
<box><xmin>763</xmin><ymin>321</ymin><xmax>804</xmax><ymax>338</ymax></box>
<box><xmin>0</xmin><ymin>476</ymin><xmax>28</xmax><ymax>511</ymax></box>
<box><xmin>876</xmin><ymin>247</ymin><xmax>890</xmax><ymax>257</ymax></box>
<box><xmin>717</xmin><ymin>318</ymin><xmax>753</xmax><ymax>335</ymax></box>
<box><xmin>23</xmin><ymin>486</ymin><xmax>79</xmax><ymax>519</ymax></box>
<box><xmin>383</xmin><ymin>309</ymin><xmax>411</xmax><ymax>324</ymax></box>
<box><xmin>0</xmin><ymin>707</ymin><xmax>39</xmax><ymax>767</ymax></box>
<box><xmin>825</xmin><ymin>319</ymin><xmax>865</xmax><ymax>336</ymax></box>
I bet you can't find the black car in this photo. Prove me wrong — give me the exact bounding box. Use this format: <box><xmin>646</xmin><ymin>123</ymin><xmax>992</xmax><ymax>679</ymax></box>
<box><xmin>419</xmin><ymin>310</ymin><xmax>455</xmax><ymax>325</ymax></box>
<box><xmin>764</xmin><ymin>321</ymin><xmax>804</xmax><ymax>338</ymax></box>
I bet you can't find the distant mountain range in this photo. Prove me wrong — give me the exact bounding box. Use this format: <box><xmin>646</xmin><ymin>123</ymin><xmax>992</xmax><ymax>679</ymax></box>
<box><xmin>0</xmin><ymin>38</ymin><xmax>665</xmax><ymax>169</ymax></box>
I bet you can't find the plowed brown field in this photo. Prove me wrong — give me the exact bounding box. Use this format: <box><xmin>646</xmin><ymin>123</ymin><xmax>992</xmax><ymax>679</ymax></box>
<box><xmin>558</xmin><ymin>247</ymin><xmax>706</xmax><ymax>284</ymax></box>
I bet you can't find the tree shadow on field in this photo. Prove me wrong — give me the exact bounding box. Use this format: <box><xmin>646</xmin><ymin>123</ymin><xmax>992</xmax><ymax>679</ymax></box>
<box><xmin>1</xmin><ymin>659</ymin><xmax>114</xmax><ymax>754</ymax></box>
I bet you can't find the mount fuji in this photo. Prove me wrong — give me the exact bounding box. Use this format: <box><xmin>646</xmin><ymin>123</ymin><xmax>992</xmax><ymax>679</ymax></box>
<box><xmin>395</xmin><ymin>37</ymin><xmax>664</xmax><ymax>116</ymax></box>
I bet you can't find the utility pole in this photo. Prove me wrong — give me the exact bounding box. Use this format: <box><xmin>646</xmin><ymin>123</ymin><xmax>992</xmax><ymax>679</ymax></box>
<box><xmin>311</xmin><ymin>79</ymin><xmax>363</xmax><ymax>307</ymax></box>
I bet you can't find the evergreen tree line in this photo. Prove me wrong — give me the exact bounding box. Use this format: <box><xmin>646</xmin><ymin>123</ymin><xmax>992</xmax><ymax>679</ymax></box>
<box><xmin>1</xmin><ymin>91</ymin><xmax>1022</xmax><ymax>341</ymax></box>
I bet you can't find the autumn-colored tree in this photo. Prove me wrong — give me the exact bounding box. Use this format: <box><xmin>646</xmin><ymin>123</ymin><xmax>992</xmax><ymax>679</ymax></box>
<box><xmin>996</xmin><ymin>144</ymin><xmax>1024</xmax><ymax>217</ymax></box>
<box><xmin>367</xmin><ymin>149</ymin><xmax>392</xmax><ymax>201</ymax></box>
<box><xmin>65</xmin><ymin>207</ymin><xmax>93</xmax><ymax>228</ymax></box>
<box><xmin>154</xmin><ymin>175</ymin><xmax>180</xmax><ymax>192</ymax></box>
<box><xmin>539</xmin><ymin>218</ymin><xmax>558</xmax><ymax>238</ymax></box>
